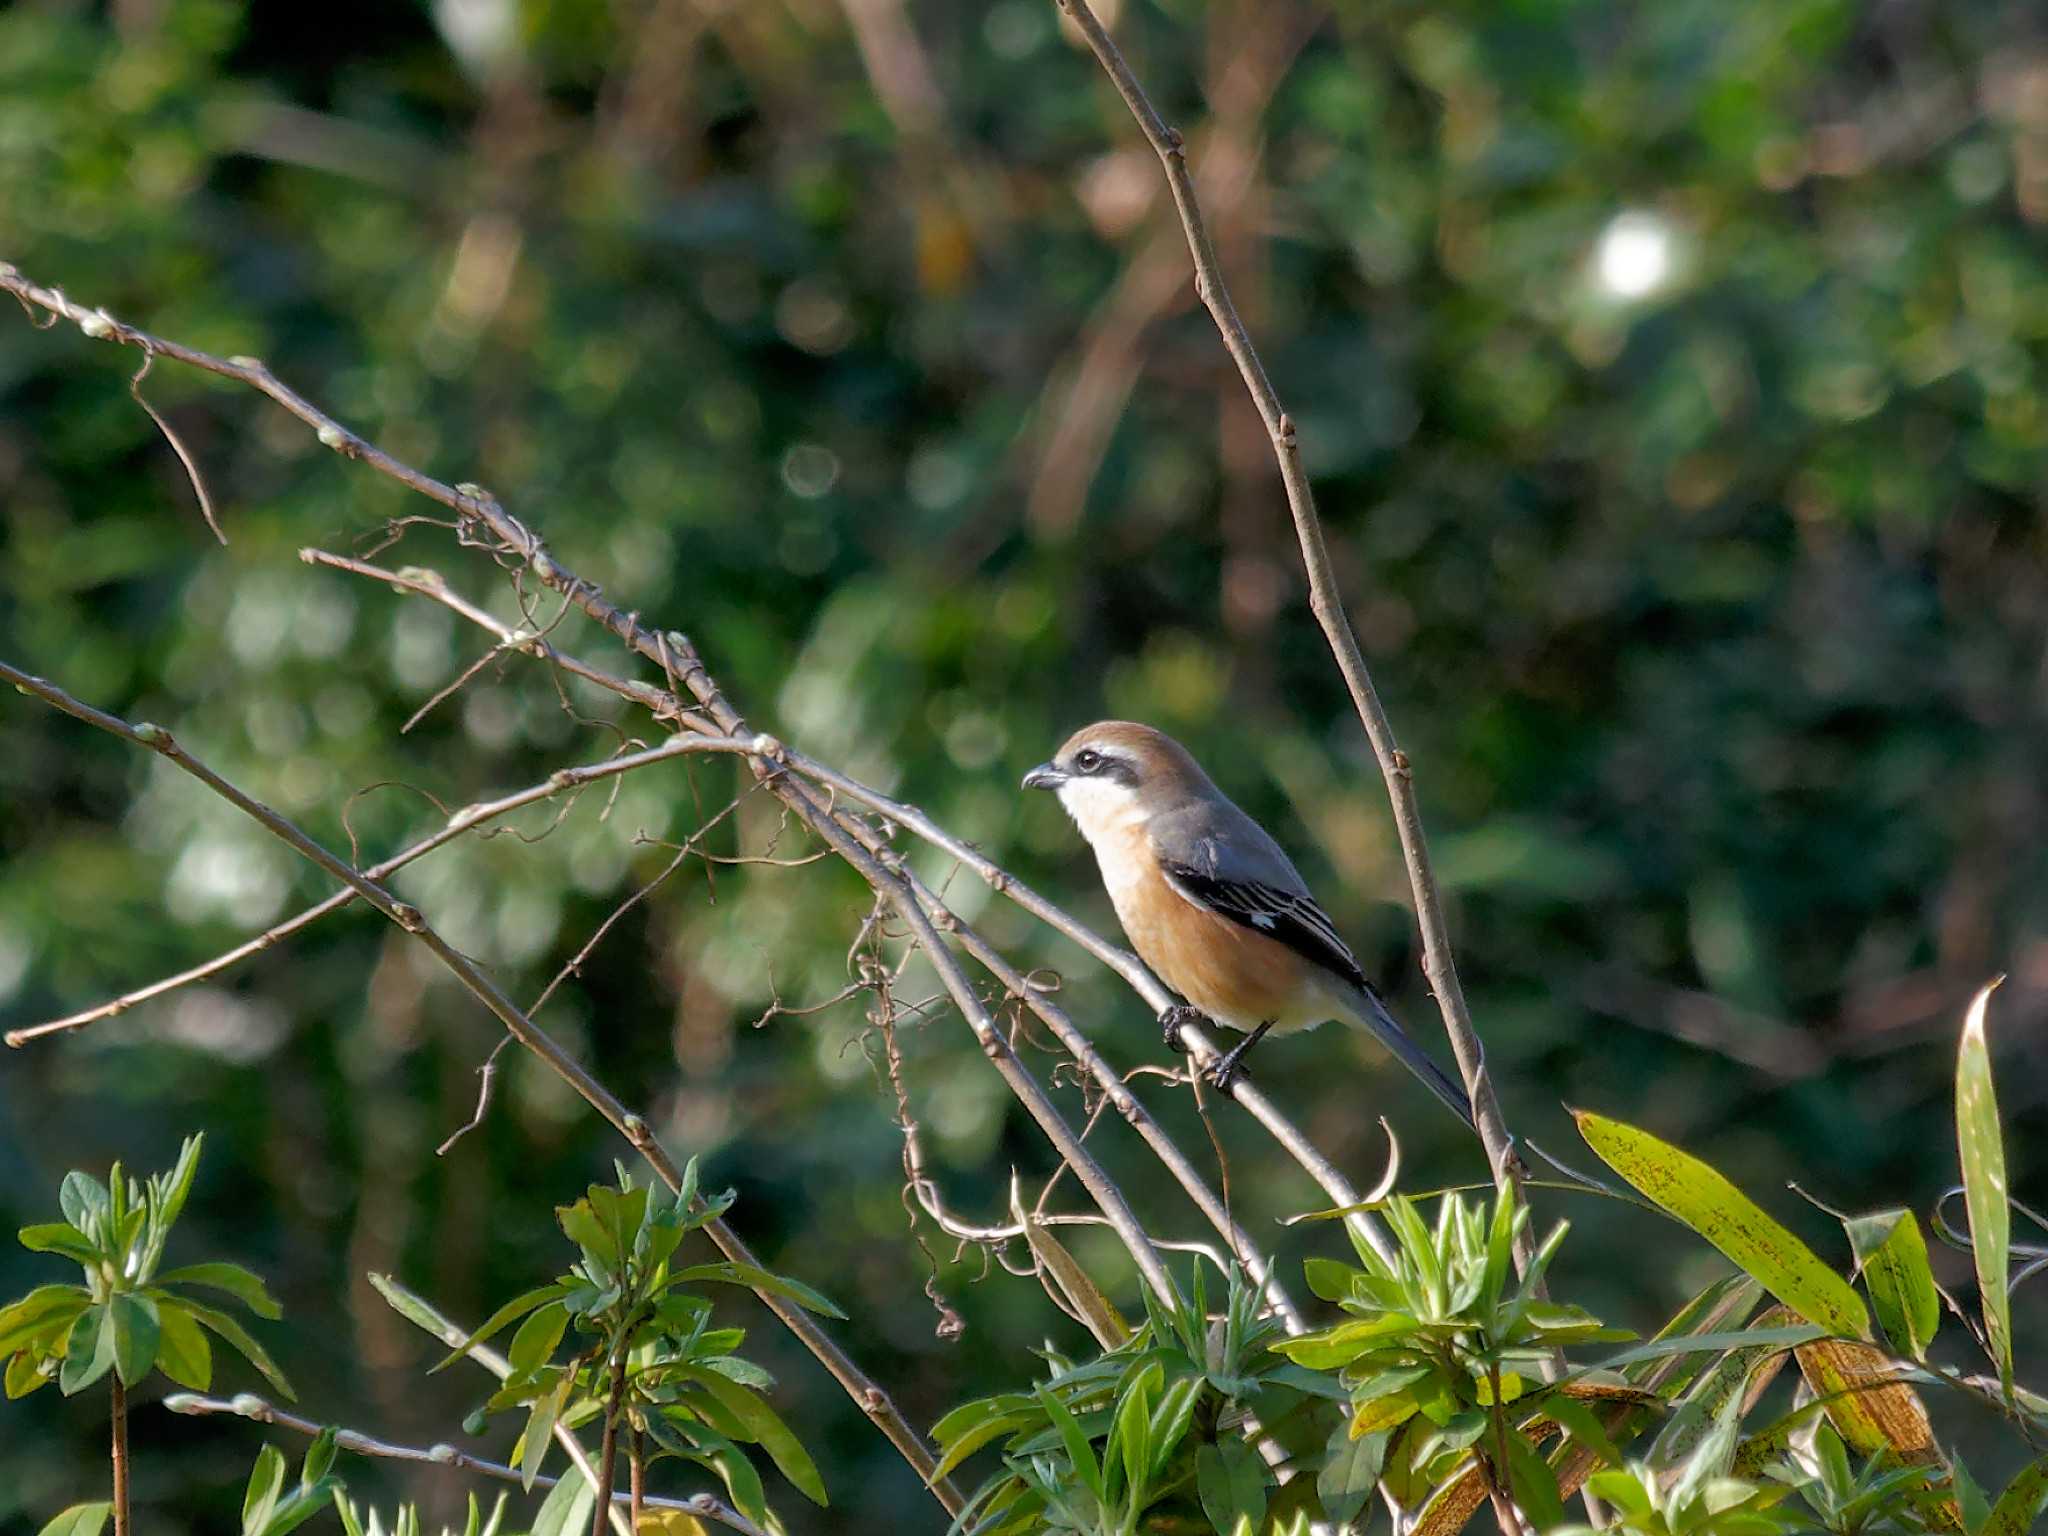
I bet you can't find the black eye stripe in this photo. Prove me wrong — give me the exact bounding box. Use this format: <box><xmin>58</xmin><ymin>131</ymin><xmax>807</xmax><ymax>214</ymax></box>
<box><xmin>1070</xmin><ymin>748</ymin><xmax>1137</xmax><ymax>786</ymax></box>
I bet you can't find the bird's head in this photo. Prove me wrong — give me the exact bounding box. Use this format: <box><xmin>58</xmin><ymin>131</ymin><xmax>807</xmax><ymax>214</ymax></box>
<box><xmin>1022</xmin><ymin>721</ymin><xmax>1211</xmax><ymax>844</ymax></box>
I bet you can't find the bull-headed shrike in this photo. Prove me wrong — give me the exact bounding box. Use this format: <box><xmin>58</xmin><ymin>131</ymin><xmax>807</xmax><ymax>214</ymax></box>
<box><xmin>1024</xmin><ymin>721</ymin><xmax>1472</xmax><ymax>1125</ymax></box>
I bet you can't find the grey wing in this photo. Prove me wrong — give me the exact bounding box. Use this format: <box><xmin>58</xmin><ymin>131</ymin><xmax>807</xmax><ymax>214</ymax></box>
<box><xmin>1150</xmin><ymin>801</ymin><xmax>1367</xmax><ymax>987</ymax></box>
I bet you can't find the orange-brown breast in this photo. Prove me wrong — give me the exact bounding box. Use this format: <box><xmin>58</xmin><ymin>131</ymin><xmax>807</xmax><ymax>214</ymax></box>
<box><xmin>1095</xmin><ymin>819</ymin><xmax>1309</xmax><ymax>1032</ymax></box>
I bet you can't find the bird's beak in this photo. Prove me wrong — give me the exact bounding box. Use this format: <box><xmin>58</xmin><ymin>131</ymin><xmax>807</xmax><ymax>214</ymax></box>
<box><xmin>1021</xmin><ymin>762</ymin><xmax>1066</xmax><ymax>791</ymax></box>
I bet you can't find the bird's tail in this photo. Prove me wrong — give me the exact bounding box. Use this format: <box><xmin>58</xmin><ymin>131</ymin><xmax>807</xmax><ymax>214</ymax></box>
<box><xmin>1339</xmin><ymin>982</ymin><xmax>1475</xmax><ymax>1128</ymax></box>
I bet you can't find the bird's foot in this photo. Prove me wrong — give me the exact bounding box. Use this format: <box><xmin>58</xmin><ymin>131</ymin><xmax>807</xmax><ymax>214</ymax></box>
<box><xmin>1203</xmin><ymin>1020</ymin><xmax>1273</xmax><ymax>1095</ymax></box>
<box><xmin>1159</xmin><ymin>1003</ymin><xmax>1206</xmax><ymax>1053</ymax></box>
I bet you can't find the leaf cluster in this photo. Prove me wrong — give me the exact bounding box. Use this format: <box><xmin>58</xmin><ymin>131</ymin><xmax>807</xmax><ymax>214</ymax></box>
<box><xmin>1</xmin><ymin>1133</ymin><xmax>291</xmax><ymax>1402</ymax></box>
<box><xmin>448</xmin><ymin>1161</ymin><xmax>835</xmax><ymax>1533</ymax></box>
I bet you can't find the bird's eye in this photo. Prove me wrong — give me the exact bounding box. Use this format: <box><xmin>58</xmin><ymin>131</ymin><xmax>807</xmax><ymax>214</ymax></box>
<box><xmin>1074</xmin><ymin>749</ymin><xmax>1103</xmax><ymax>774</ymax></box>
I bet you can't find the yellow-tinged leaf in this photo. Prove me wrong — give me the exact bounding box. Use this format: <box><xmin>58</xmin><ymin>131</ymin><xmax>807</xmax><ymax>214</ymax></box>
<box><xmin>1792</xmin><ymin>1339</ymin><xmax>1939</xmax><ymax>1466</ymax></box>
<box><xmin>1574</xmin><ymin>1111</ymin><xmax>1869</xmax><ymax>1340</ymax></box>
<box><xmin>1956</xmin><ymin>979</ymin><xmax>2011</xmax><ymax>1392</ymax></box>
<box><xmin>636</xmin><ymin>1513</ymin><xmax>708</xmax><ymax>1536</ymax></box>
<box><xmin>1018</xmin><ymin>1211</ymin><xmax>1129</xmax><ymax>1350</ymax></box>
<box><xmin>1351</xmin><ymin>1392</ymin><xmax>1420</xmax><ymax>1438</ymax></box>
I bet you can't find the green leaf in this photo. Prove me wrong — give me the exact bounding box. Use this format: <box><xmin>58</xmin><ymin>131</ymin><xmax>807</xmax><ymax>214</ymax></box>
<box><xmin>430</xmin><ymin>1283</ymin><xmax>569</xmax><ymax>1373</ymax></box>
<box><xmin>154</xmin><ymin>1135</ymin><xmax>204</xmax><ymax>1235</ymax></box>
<box><xmin>506</xmin><ymin>1301</ymin><xmax>568</xmax><ymax>1376</ymax></box>
<box><xmin>18</xmin><ymin>1224</ymin><xmax>102</xmax><ymax>1266</ymax></box>
<box><xmin>516</xmin><ymin>1374</ymin><xmax>571</xmax><ymax>1491</ymax></box>
<box><xmin>1196</xmin><ymin>1440</ymin><xmax>1266</xmax><ymax>1536</ymax></box>
<box><xmin>1594</xmin><ymin>1324</ymin><xmax>1824</xmax><ymax>1373</ymax></box>
<box><xmin>674</xmin><ymin>1263</ymin><xmax>846</xmax><ymax>1319</ymax></box>
<box><xmin>59</xmin><ymin>1172</ymin><xmax>110</xmax><ymax>1241</ymax></box>
<box><xmin>682</xmin><ymin>1366</ymin><xmax>828</xmax><ymax>1506</ymax></box>
<box><xmin>1035</xmin><ymin>1384</ymin><xmax>1103</xmax><ymax>1500</ymax></box>
<box><xmin>242</xmin><ymin>1445</ymin><xmax>288</xmax><ymax>1536</ymax></box>
<box><xmin>7</xmin><ymin>1348</ymin><xmax>51</xmax><ymax>1398</ymax></box>
<box><xmin>928</xmin><ymin>1409</ymin><xmax>1035</xmax><ymax>1485</ymax></box>
<box><xmin>37</xmin><ymin>1505</ymin><xmax>112</xmax><ymax>1536</ymax></box>
<box><xmin>1148</xmin><ymin>1376</ymin><xmax>1202</xmax><ymax>1482</ymax></box>
<box><xmin>1269</xmin><ymin>1313</ymin><xmax>1416</xmax><ymax>1369</ymax></box>
<box><xmin>1302</xmin><ymin>1258</ymin><xmax>1357</xmax><ymax>1304</ymax></box>
<box><xmin>175</xmin><ymin>1296</ymin><xmax>295</xmax><ymax>1401</ymax></box>
<box><xmin>154</xmin><ymin>1299</ymin><xmax>213</xmax><ymax>1390</ymax></box>
<box><xmin>108</xmin><ymin>1292</ymin><xmax>159</xmax><ymax>1388</ymax></box>
<box><xmin>1956</xmin><ymin>980</ymin><xmax>2011</xmax><ymax>1391</ymax></box>
<box><xmin>1505</xmin><ymin>1426</ymin><xmax>1568</xmax><ymax>1529</ymax></box>
<box><xmin>1318</xmin><ymin>1421</ymin><xmax>1388</xmax><ymax>1525</ymax></box>
<box><xmin>300</xmin><ymin>1426</ymin><xmax>338</xmax><ymax>1489</ymax></box>
<box><xmin>1574</xmin><ymin>1110</ymin><xmax>1869</xmax><ymax>1339</ymax></box>
<box><xmin>1540</xmin><ymin>1393</ymin><xmax>1623</xmax><ymax>1468</ymax></box>
<box><xmin>156</xmin><ymin>1262</ymin><xmax>284</xmax><ymax>1321</ymax></box>
<box><xmin>59</xmin><ymin>1303</ymin><xmax>115</xmax><ymax>1395</ymax></box>
<box><xmin>682</xmin><ymin>1425</ymin><xmax>772</xmax><ymax>1529</ymax></box>
<box><xmin>1843</xmin><ymin>1208</ymin><xmax>1940</xmax><ymax>1362</ymax></box>
<box><xmin>1984</xmin><ymin>1456</ymin><xmax>2048</xmax><ymax>1536</ymax></box>
<box><xmin>527</xmin><ymin>1464</ymin><xmax>592</xmax><ymax>1536</ymax></box>
<box><xmin>262</xmin><ymin>1484</ymin><xmax>344</xmax><ymax>1536</ymax></box>
<box><xmin>1111</xmin><ymin>1361</ymin><xmax>1160</xmax><ymax>1504</ymax></box>
<box><xmin>0</xmin><ymin>1286</ymin><xmax>92</xmax><ymax>1357</ymax></box>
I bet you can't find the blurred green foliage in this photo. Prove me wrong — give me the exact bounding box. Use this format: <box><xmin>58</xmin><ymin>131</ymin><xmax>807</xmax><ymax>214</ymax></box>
<box><xmin>1</xmin><ymin>0</ymin><xmax>2043</xmax><ymax>1528</ymax></box>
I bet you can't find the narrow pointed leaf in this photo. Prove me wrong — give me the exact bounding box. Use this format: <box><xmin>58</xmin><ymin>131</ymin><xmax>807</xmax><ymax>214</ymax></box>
<box><xmin>1844</xmin><ymin>1209</ymin><xmax>1940</xmax><ymax>1361</ymax></box>
<box><xmin>429</xmin><ymin>1284</ymin><xmax>569</xmax><ymax>1372</ymax></box>
<box><xmin>176</xmin><ymin>1297</ymin><xmax>294</xmax><ymax>1401</ymax></box>
<box><xmin>1575</xmin><ymin>1110</ymin><xmax>1868</xmax><ymax>1338</ymax></box>
<box><xmin>674</xmin><ymin>1263</ymin><xmax>845</xmax><ymax>1319</ymax></box>
<box><xmin>1019</xmin><ymin>1214</ymin><xmax>1130</xmax><ymax>1350</ymax></box>
<box><xmin>1956</xmin><ymin>981</ymin><xmax>2011</xmax><ymax>1390</ymax></box>
<box><xmin>156</xmin><ymin>1263</ymin><xmax>283</xmax><ymax>1321</ymax></box>
<box><xmin>681</xmin><ymin>1366</ymin><xmax>828</xmax><ymax>1505</ymax></box>
<box><xmin>1984</xmin><ymin>1456</ymin><xmax>2048</xmax><ymax>1536</ymax></box>
<box><xmin>527</xmin><ymin>1463</ymin><xmax>592</xmax><ymax>1536</ymax></box>
<box><xmin>243</xmin><ymin>1444</ymin><xmax>288</xmax><ymax>1536</ymax></box>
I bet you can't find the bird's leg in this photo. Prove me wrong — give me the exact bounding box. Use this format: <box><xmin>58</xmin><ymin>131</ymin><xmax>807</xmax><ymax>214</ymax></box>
<box><xmin>1205</xmin><ymin>1020</ymin><xmax>1273</xmax><ymax>1093</ymax></box>
<box><xmin>1158</xmin><ymin>1003</ymin><xmax>1207</xmax><ymax>1053</ymax></box>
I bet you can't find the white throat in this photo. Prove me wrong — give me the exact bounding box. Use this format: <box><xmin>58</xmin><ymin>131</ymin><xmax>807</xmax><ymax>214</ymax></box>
<box><xmin>1055</xmin><ymin>775</ymin><xmax>1148</xmax><ymax>847</ymax></box>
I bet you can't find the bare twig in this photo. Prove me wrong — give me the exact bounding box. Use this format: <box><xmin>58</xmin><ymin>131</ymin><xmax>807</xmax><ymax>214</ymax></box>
<box><xmin>160</xmin><ymin>1392</ymin><xmax>766</xmax><ymax>1536</ymax></box>
<box><xmin>7</xmin><ymin>730</ymin><xmax>753</xmax><ymax>1046</ymax></box>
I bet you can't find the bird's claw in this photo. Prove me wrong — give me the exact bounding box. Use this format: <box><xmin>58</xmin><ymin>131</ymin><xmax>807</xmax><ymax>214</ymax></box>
<box><xmin>1204</xmin><ymin>1051</ymin><xmax>1252</xmax><ymax>1093</ymax></box>
<box><xmin>1159</xmin><ymin>1003</ymin><xmax>1205</xmax><ymax>1053</ymax></box>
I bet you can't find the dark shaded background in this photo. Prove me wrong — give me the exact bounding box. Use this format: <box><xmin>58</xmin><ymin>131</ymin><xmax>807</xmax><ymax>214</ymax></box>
<box><xmin>3</xmin><ymin>0</ymin><xmax>2045</xmax><ymax>1528</ymax></box>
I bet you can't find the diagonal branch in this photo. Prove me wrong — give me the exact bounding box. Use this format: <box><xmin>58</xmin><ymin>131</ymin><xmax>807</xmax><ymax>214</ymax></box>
<box><xmin>0</xmin><ymin>654</ymin><xmax>962</xmax><ymax>1516</ymax></box>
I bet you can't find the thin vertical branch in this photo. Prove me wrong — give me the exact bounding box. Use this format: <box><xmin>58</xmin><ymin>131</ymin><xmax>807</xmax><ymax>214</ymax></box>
<box><xmin>110</xmin><ymin>1375</ymin><xmax>131</xmax><ymax>1536</ymax></box>
<box><xmin>592</xmin><ymin>1346</ymin><xmax>630</xmax><ymax>1536</ymax></box>
<box><xmin>1050</xmin><ymin>0</ymin><xmax>1529</xmax><ymax>1236</ymax></box>
<box><xmin>630</xmin><ymin>1427</ymin><xmax>647</xmax><ymax>1529</ymax></box>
